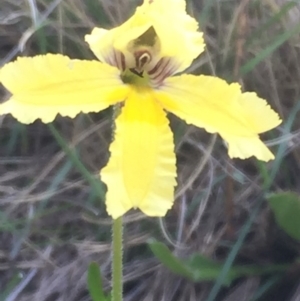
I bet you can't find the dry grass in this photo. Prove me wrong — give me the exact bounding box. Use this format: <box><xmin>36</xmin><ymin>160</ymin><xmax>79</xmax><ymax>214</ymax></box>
<box><xmin>1</xmin><ymin>0</ymin><xmax>300</xmax><ymax>300</ymax></box>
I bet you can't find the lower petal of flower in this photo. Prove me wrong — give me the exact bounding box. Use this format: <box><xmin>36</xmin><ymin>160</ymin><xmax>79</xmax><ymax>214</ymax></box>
<box><xmin>0</xmin><ymin>54</ymin><xmax>129</xmax><ymax>123</ymax></box>
<box><xmin>156</xmin><ymin>74</ymin><xmax>281</xmax><ymax>161</ymax></box>
<box><xmin>101</xmin><ymin>88</ymin><xmax>177</xmax><ymax>219</ymax></box>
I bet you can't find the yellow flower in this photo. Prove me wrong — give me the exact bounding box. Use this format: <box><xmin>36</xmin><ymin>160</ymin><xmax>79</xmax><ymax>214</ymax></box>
<box><xmin>0</xmin><ymin>0</ymin><xmax>281</xmax><ymax>219</ymax></box>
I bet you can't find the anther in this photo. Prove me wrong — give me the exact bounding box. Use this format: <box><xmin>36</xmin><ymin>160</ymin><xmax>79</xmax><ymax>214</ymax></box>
<box><xmin>129</xmin><ymin>68</ymin><xmax>144</xmax><ymax>78</ymax></box>
<box><xmin>134</xmin><ymin>50</ymin><xmax>152</xmax><ymax>71</ymax></box>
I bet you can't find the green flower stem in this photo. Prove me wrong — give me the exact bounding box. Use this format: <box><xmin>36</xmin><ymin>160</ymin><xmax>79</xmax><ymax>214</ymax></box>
<box><xmin>112</xmin><ymin>217</ymin><xmax>123</xmax><ymax>301</ymax></box>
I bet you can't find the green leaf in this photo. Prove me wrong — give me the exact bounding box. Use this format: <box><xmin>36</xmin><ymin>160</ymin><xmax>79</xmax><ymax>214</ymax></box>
<box><xmin>267</xmin><ymin>192</ymin><xmax>300</xmax><ymax>240</ymax></box>
<box><xmin>149</xmin><ymin>240</ymin><xmax>238</xmax><ymax>285</ymax></box>
<box><xmin>185</xmin><ymin>253</ymin><xmax>236</xmax><ymax>285</ymax></box>
<box><xmin>87</xmin><ymin>262</ymin><xmax>107</xmax><ymax>301</ymax></box>
<box><xmin>188</xmin><ymin>254</ymin><xmax>288</xmax><ymax>285</ymax></box>
<box><xmin>149</xmin><ymin>240</ymin><xmax>289</xmax><ymax>286</ymax></box>
<box><xmin>148</xmin><ymin>239</ymin><xmax>194</xmax><ymax>280</ymax></box>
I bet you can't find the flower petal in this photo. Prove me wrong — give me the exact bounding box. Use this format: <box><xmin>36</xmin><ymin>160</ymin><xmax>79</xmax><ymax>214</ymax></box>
<box><xmin>156</xmin><ymin>74</ymin><xmax>281</xmax><ymax>161</ymax></box>
<box><xmin>85</xmin><ymin>0</ymin><xmax>204</xmax><ymax>72</ymax></box>
<box><xmin>144</xmin><ymin>0</ymin><xmax>205</xmax><ymax>72</ymax></box>
<box><xmin>222</xmin><ymin>134</ymin><xmax>275</xmax><ymax>161</ymax></box>
<box><xmin>0</xmin><ymin>54</ymin><xmax>129</xmax><ymax>124</ymax></box>
<box><xmin>101</xmin><ymin>88</ymin><xmax>176</xmax><ymax>219</ymax></box>
<box><xmin>85</xmin><ymin>24</ymin><xmax>151</xmax><ymax>65</ymax></box>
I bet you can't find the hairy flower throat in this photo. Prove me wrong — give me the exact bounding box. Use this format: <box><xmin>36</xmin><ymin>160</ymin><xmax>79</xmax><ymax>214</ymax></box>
<box><xmin>104</xmin><ymin>27</ymin><xmax>179</xmax><ymax>87</ymax></box>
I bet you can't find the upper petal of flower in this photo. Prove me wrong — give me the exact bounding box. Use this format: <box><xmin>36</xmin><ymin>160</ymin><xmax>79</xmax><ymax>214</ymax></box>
<box><xmin>155</xmin><ymin>74</ymin><xmax>282</xmax><ymax>161</ymax></box>
<box><xmin>101</xmin><ymin>87</ymin><xmax>177</xmax><ymax>219</ymax></box>
<box><xmin>0</xmin><ymin>54</ymin><xmax>130</xmax><ymax>123</ymax></box>
<box><xmin>85</xmin><ymin>0</ymin><xmax>204</xmax><ymax>73</ymax></box>
<box><xmin>143</xmin><ymin>0</ymin><xmax>204</xmax><ymax>72</ymax></box>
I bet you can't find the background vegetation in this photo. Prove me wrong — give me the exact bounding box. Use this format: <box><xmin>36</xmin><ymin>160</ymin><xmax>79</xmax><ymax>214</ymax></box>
<box><xmin>1</xmin><ymin>0</ymin><xmax>300</xmax><ymax>300</ymax></box>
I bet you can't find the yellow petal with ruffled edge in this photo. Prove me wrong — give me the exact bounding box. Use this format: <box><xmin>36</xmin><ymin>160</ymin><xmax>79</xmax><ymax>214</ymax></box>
<box><xmin>85</xmin><ymin>24</ymin><xmax>151</xmax><ymax>64</ymax></box>
<box><xmin>155</xmin><ymin>74</ymin><xmax>281</xmax><ymax>161</ymax></box>
<box><xmin>101</xmin><ymin>88</ymin><xmax>176</xmax><ymax>219</ymax></box>
<box><xmin>221</xmin><ymin>134</ymin><xmax>276</xmax><ymax>160</ymax></box>
<box><xmin>85</xmin><ymin>5</ymin><xmax>152</xmax><ymax>64</ymax></box>
<box><xmin>0</xmin><ymin>54</ymin><xmax>129</xmax><ymax>124</ymax></box>
<box><xmin>143</xmin><ymin>0</ymin><xmax>204</xmax><ymax>72</ymax></box>
<box><xmin>85</xmin><ymin>0</ymin><xmax>204</xmax><ymax>72</ymax></box>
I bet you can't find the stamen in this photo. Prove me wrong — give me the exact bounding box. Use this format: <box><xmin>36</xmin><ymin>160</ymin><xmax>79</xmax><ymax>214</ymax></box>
<box><xmin>134</xmin><ymin>50</ymin><xmax>152</xmax><ymax>71</ymax></box>
<box><xmin>129</xmin><ymin>68</ymin><xmax>144</xmax><ymax>78</ymax></box>
<box><xmin>139</xmin><ymin>53</ymin><xmax>151</xmax><ymax>69</ymax></box>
